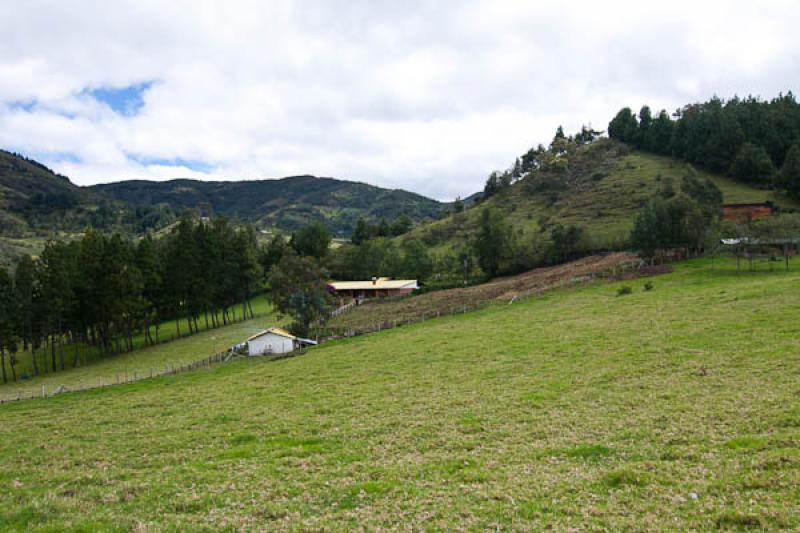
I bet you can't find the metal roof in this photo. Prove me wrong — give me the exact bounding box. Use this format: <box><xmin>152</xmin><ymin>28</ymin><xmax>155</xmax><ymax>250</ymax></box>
<box><xmin>246</xmin><ymin>327</ymin><xmax>296</xmax><ymax>342</ymax></box>
<box><xmin>721</xmin><ymin>237</ymin><xmax>800</xmax><ymax>246</ymax></box>
<box><xmin>328</xmin><ymin>278</ymin><xmax>418</xmax><ymax>291</ymax></box>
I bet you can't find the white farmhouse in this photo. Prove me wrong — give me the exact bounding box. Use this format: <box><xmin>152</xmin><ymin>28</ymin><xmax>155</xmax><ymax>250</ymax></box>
<box><xmin>246</xmin><ymin>328</ymin><xmax>316</xmax><ymax>356</ymax></box>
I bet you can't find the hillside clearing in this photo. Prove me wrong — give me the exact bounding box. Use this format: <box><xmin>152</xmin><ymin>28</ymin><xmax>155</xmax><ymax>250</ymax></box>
<box><xmin>0</xmin><ymin>258</ymin><xmax>799</xmax><ymax>530</ymax></box>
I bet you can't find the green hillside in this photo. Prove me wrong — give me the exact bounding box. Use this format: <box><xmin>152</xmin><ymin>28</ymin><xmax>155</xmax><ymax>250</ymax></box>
<box><xmin>89</xmin><ymin>176</ymin><xmax>445</xmax><ymax>236</ymax></box>
<box><xmin>1</xmin><ymin>258</ymin><xmax>798</xmax><ymax>530</ymax></box>
<box><xmin>410</xmin><ymin>139</ymin><xmax>798</xmax><ymax>256</ymax></box>
<box><xmin>0</xmin><ymin>150</ymin><xmax>92</xmax><ymax>236</ymax></box>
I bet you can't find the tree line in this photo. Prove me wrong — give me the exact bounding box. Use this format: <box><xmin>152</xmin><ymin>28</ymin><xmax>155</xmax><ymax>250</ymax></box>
<box><xmin>608</xmin><ymin>93</ymin><xmax>800</xmax><ymax>196</ymax></box>
<box><xmin>0</xmin><ymin>213</ymin><xmax>260</xmax><ymax>383</ymax></box>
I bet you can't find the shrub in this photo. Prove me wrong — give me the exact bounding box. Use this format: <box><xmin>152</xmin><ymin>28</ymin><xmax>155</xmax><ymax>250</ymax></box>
<box><xmin>643</xmin><ymin>281</ymin><xmax>654</xmax><ymax>291</ymax></box>
<box><xmin>617</xmin><ymin>286</ymin><xmax>633</xmax><ymax>296</ymax></box>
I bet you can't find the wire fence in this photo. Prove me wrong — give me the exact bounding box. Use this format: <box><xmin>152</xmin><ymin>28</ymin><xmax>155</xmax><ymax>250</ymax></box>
<box><xmin>0</xmin><ymin>349</ymin><xmax>240</xmax><ymax>405</ymax></box>
<box><xmin>311</xmin><ymin>258</ymin><xmax>645</xmax><ymax>341</ymax></box>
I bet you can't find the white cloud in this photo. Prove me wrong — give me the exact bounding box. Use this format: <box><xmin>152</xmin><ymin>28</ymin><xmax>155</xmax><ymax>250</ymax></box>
<box><xmin>0</xmin><ymin>0</ymin><xmax>799</xmax><ymax>200</ymax></box>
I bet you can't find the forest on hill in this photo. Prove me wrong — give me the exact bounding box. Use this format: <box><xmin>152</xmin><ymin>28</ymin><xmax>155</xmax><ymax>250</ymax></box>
<box><xmin>608</xmin><ymin>92</ymin><xmax>800</xmax><ymax>196</ymax></box>
<box><xmin>89</xmin><ymin>176</ymin><xmax>444</xmax><ymax>235</ymax></box>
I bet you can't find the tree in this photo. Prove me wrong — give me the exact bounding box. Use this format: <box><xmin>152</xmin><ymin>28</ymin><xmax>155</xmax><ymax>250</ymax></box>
<box><xmin>267</xmin><ymin>250</ymin><xmax>331</xmax><ymax>336</ymax></box>
<box><xmin>377</xmin><ymin>218</ymin><xmax>392</xmax><ymax>238</ymax></box>
<box><xmin>231</xmin><ymin>225</ymin><xmax>261</xmax><ymax>320</ymax></box>
<box><xmin>681</xmin><ymin>170</ymin><xmax>723</xmax><ymax>222</ymax></box>
<box><xmin>473</xmin><ymin>208</ymin><xmax>514</xmax><ymax>278</ymax></box>
<box><xmin>13</xmin><ymin>256</ymin><xmax>38</xmax><ymax>375</ymax></box>
<box><xmin>452</xmin><ymin>197</ymin><xmax>464</xmax><ymax>214</ymax></box>
<box><xmin>400</xmin><ymin>240</ymin><xmax>433</xmax><ymax>281</ymax></box>
<box><xmin>631</xmin><ymin>199</ymin><xmax>663</xmax><ymax>261</ymax></box>
<box><xmin>549</xmin><ymin>224</ymin><xmax>582</xmax><ymax>263</ymax></box>
<box><xmin>135</xmin><ymin>234</ymin><xmax>162</xmax><ymax>347</ymax></box>
<box><xmin>290</xmin><ymin>221</ymin><xmax>331</xmax><ymax>260</ymax></box>
<box><xmin>631</xmin><ymin>192</ymin><xmax>716</xmax><ymax>261</ymax></box>
<box><xmin>512</xmin><ymin>157</ymin><xmax>522</xmax><ymax>178</ymax></box>
<box><xmin>646</xmin><ymin>110</ymin><xmax>674</xmax><ymax>153</ymax></box>
<box><xmin>0</xmin><ymin>267</ymin><xmax>14</xmax><ymax>383</ymax></box>
<box><xmin>608</xmin><ymin>107</ymin><xmax>639</xmax><ymax>144</ymax></box>
<box><xmin>260</xmin><ymin>234</ymin><xmax>288</xmax><ymax>279</ymax></box>
<box><xmin>730</xmin><ymin>142</ymin><xmax>776</xmax><ymax>187</ymax></box>
<box><xmin>574</xmin><ymin>125</ymin><xmax>601</xmax><ymax>144</ymax></box>
<box><xmin>780</xmin><ymin>142</ymin><xmax>800</xmax><ymax>198</ymax></box>
<box><xmin>391</xmin><ymin>215</ymin><xmax>413</xmax><ymax>236</ymax></box>
<box><xmin>351</xmin><ymin>217</ymin><xmax>373</xmax><ymax>245</ymax></box>
<box><xmin>483</xmin><ymin>172</ymin><xmax>501</xmax><ymax>198</ymax></box>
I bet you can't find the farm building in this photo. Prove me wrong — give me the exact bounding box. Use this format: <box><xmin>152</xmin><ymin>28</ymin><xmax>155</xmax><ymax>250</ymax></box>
<box><xmin>722</xmin><ymin>203</ymin><xmax>773</xmax><ymax>222</ymax></box>
<box><xmin>328</xmin><ymin>277</ymin><xmax>418</xmax><ymax>301</ymax></box>
<box><xmin>246</xmin><ymin>328</ymin><xmax>316</xmax><ymax>356</ymax></box>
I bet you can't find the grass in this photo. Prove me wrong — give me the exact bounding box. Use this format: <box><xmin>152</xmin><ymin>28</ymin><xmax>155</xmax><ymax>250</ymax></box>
<box><xmin>0</xmin><ymin>257</ymin><xmax>799</xmax><ymax>530</ymax></box>
<box><xmin>409</xmin><ymin>140</ymin><xmax>800</xmax><ymax>256</ymax></box>
<box><xmin>0</xmin><ymin>303</ymin><xmax>282</xmax><ymax>401</ymax></box>
<box><xmin>6</xmin><ymin>294</ymin><xmax>274</xmax><ymax>381</ymax></box>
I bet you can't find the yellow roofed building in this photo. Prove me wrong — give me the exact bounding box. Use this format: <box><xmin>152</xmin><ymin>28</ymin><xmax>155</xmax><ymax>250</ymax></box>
<box><xmin>327</xmin><ymin>277</ymin><xmax>418</xmax><ymax>300</ymax></box>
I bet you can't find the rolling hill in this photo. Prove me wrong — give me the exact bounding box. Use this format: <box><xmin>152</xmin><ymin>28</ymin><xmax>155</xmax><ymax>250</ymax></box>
<box><xmin>408</xmin><ymin>139</ymin><xmax>799</xmax><ymax>256</ymax></box>
<box><xmin>89</xmin><ymin>175</ymin><xmax>445</xmax><ymax>235</ymax></box>
<box><xmin>0</xmin><ymin>150</ymin><xmax>94</xmax><ymax>235</ymax></box>
<box><xmin>0</xmin><ymin>150</ymin><xmax>446</xmax><ymax>264</ymax></box>
<box><xmin>0</xmin><ymin>257</ymin><xmax>798</xmax><ymax>529</ymax></box>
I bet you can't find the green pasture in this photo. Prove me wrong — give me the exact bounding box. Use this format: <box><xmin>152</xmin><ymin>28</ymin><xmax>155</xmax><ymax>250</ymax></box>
<box><xmin>0</xmin><ymin>258</ymin><xmax>798</xmax><ymax>530</ymax></box>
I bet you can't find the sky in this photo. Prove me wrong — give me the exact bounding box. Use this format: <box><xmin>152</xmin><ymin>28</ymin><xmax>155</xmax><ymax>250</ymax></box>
<box><xmin>1</xmin><ymin>1</ymin><xmax>799</xmax><ymax>201</ymax></box>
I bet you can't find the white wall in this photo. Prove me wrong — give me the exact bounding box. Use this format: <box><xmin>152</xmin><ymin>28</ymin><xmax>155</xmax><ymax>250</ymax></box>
<box><xmin>247</xmin><ymin>333</ymin><xmax>296</xmax><ymax>356</ymax></box>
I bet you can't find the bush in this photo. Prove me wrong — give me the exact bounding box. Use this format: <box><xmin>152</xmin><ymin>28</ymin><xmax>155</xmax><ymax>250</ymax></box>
<box><xmin>643</xmin><ymin>281</ymin><xmax>654</xmax><ymax>291</ymax></box>
<box><xmin>617</xmin><ymin>286</ymin><xmax>633</xmax><ymax>296</ymax></box>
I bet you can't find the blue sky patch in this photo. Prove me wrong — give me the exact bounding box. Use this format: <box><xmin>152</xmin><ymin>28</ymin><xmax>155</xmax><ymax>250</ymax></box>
<box><xmin>8</xmin><ymin>99</ymin><xmax>37</xmax><ymax>112</ymax></box>
<box><xmin>129</xmin><ymin>154</ymin><xmax>213</xmax><ymax>173</ymax></box>
<box><xmin>87</xmin><ymin>81</ymin><xmax>154</xmax><ymax>116</ymax></box>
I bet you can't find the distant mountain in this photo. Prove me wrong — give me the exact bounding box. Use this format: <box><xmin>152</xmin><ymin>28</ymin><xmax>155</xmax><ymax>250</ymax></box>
<box><xmin>89</xmin><ymin>176</ymin><xmax>446</xmax><ymax>235</ymax></box>
<box><xmin>0</xmin><ymin>149</ymin><xmax>94</xmax><ymax>235</ymax></box>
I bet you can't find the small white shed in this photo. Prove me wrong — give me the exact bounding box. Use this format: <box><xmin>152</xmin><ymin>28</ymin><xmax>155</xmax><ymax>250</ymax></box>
<box><xmin>246</xmin><ymin>328</ymin><xmax>316</xmax><ymax>356</ymax></box>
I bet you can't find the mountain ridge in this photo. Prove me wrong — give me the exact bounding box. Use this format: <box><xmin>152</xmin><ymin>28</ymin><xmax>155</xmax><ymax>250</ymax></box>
<box><xmin>88</xmin><ymin>174</ymin><xmax>446</xmax><ymax>235</ymax></box>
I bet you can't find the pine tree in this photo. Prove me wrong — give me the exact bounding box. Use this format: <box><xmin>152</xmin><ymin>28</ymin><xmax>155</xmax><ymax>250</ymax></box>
<box><xmin>780</xmin><ymin>142</ymin><xmax>800</xmax><ymax>198</ymax></box>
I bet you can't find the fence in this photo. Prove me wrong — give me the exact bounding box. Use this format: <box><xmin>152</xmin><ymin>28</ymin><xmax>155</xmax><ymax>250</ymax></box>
<box><xmin>0</xmin><ymin>349</ymin><xmax>240</xmax><ymax>405</ymax></box>
<box><xmin>311</xmin><ymin>258</ymin><xmax>645</xmax><ymax>341</ymax></box>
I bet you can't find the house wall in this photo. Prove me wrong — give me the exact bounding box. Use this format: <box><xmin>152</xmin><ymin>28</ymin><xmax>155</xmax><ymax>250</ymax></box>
<box><xmin>722</xmin><ymin>205</ymin><xmax>772</xmax><ymax>221</ymax></box>
<box><xmin>333</xmin><ymin>286</ymin><xmax>415</xmax><ymax>300</ymax></box>
<box><xmin>247</xmin><ymin>334</ymin><xmax>295</xmax><ymax>356</ymax></box>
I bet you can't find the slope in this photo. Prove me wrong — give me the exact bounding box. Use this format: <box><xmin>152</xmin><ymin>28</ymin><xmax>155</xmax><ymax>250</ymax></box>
<box><xmin>89</xmin><ymin>175</ymin><xmax>445</xmax><ymax>235</ymax></box>
<box><xmin>0</xmin><ymin>150</ymin><xmax>89</xmax><ymax>235</ymax></box>
<box><xmin>409</xmin><ymin>139</ymin><xmax>799</xmax><ymax>256</ymax></box>
<box><xmin>0</xmin><ymin>258</ymin><xmax>798</xmax><ymax>530</ymax></box>
<box><xmin>326</xmin><ymin>252</ymin><xmax>642</xmax><ymax>331</ymax></box>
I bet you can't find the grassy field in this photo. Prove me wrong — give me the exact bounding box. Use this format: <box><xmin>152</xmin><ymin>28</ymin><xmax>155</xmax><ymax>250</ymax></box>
<box><xmin>0</xmin><ymin>304</ymin><xmax>282</xmax><ymax>402</ymax></box>
<box><xmin>0</xmin><ymin>257</ymin><xmax>799</xmax><ymax>530</ymax></box>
